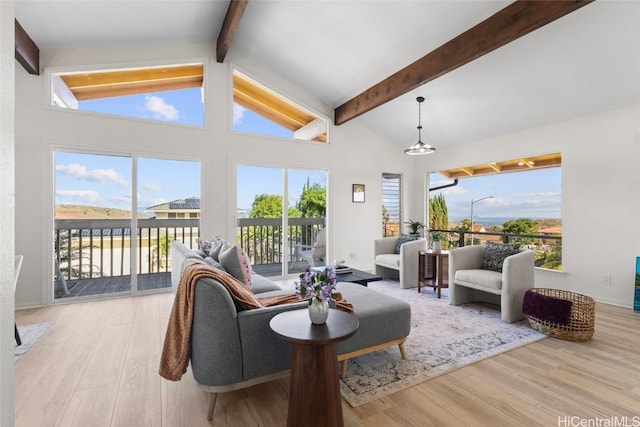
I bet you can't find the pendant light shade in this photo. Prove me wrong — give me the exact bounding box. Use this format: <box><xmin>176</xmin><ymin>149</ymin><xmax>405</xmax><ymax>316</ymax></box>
<box><xmin>404</xmin><ymin>96</ymin><xmax>435</xmax><ymax>155</ymax></box>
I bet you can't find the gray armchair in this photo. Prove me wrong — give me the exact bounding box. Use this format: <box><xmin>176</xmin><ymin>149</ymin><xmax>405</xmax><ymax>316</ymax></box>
<box><xmin>448</xmin><ymin>245</ymin><xmax>534</xmax><ymax>323</ymax></box>
<box><xmin>374</xmin><ymin>237</ymin><xmax>426</xmax><ymax>289</ymax></box>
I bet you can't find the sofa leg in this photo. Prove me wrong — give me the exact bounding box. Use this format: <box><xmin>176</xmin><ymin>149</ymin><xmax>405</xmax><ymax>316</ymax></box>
<box><xmin>398</xmin><ymin>341</ymin><xmax>407</xmax><ymax>359</ymax></box>
<box><xmin>207</xmin><ymin>392</ymin><xmax>218</xmax><ymax>421</ymax></box>
<box><xmin>340</xmin><ymin>360</ymin><xmax>348</xmax><ymax>378</ymax></box>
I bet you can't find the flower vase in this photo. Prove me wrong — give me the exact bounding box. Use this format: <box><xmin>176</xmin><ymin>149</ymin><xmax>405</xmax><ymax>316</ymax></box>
<box><xmin>308</xmin><ymin>298</ymin><xmax>329</xmax><ymax>324</ymax></box>
<box><xmin>432</xmin><ymin>241</ymin><xmax>441</xmax><ymax>252</ymax></box>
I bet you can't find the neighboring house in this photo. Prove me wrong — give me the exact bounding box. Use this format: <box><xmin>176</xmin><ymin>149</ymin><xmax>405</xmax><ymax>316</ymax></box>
<box><xmin>146</xmin><ymin>197</ymin><xmax>200</xmax><ymax>219</ymax></box>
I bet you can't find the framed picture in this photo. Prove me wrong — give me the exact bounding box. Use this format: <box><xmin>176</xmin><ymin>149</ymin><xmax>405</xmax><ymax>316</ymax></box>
<box><xmin>352</xmin><ymin>184</ymin><xmax>365</xmax><ymax>203</ymax></box>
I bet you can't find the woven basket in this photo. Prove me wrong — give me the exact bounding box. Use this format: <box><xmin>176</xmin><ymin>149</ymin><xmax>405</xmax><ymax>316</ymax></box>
<box><xmin>526</xmin><ymin>288</ymin><xmax>595</xmax><ymax>341</ymax></box>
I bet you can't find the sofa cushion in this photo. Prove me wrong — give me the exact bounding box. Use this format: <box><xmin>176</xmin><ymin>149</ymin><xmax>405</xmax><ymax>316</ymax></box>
<box><xmin>375</xmin><ymin>254</ymin><xmax>401</xmax><ymax>270</ymax></box>
<box><xmin>481</xmin><ymin>242</ymin><xmax>521</xmax><ymax>272</ymax></box>
<box><xmin>250</xmin><ymin>274</ymin><xmax>282</xmax><ymax>294</ymax></box>
<box><xmin>454</xmin><ymin>268</ymin><xmax>503</xmax><ymax>291</ymax></box>
<box><xmin>395</xmin><ymin>234</ymin><xmax>419</xmax><ymax>254</ymax></box>
<box><xmin>219</xmin><ymin>244</ymin><xmax>253</xmax><ymax>289</ymax></box>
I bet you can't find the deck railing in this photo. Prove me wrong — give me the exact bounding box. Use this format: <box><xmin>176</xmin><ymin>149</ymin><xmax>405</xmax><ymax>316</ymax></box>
<box><xmin>54</xmin><ymin>217</ymin><xmax>326</xmax><ymax>282</ymax></box>
<box><xmin>55</xmin><ymin>218</ymin><xmax>200</xmax><ymax>281</ymax></box>
<box><xmin>236</xmin><ymin>217</ymin><xmax>325</xmax><ymax>265</ymax></box>
<box><xmin>429</xmin><ymin>228</ymin><xmax>563</xmax><ymax>270</ymax></box>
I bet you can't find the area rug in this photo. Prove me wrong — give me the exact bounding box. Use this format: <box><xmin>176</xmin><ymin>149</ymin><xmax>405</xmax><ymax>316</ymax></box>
<box><xmin>339</xmin><ymin>281</ymin><xmax>545</xmax><ymax>407</ymax></box>
<box><xmin>14</xmin><ymin>321</ymin><xmax>53</xmax><ymax>362</ymax></box>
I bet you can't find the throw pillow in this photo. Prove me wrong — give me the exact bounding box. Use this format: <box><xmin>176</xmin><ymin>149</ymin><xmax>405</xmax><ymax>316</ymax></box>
<box><xmin>208</xmin><ymin>239</ymin><xmax>225</xmax><ymax>261</ymax></box>
<box><xmin>218</xmin><ymin>244</ymin><xmax>252</xmax><ymax>289</ymax></box>
<box><xmin>203</xmin><ymin>256</ymin><xmax>227</xmax><ymax>272</ymax></box>
<box><xmin>481</xmin><ymin>241</ymin><xmax>521</xmax><ymax>272</ymax></box>
<box><xmin>395</xmin><ymin>234</ymin><xmax>420</xmax><ymax>254</ymax></box>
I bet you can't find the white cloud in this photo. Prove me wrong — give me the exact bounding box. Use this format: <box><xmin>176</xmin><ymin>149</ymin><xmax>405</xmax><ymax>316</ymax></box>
<box><xmin>56</xmin><ymin>190</ymin><xmax>102</xmax><ymax>204</ymax></box>
<box><xmin>144</xmin><ymin>96</ymin><xmax>180</xmax><ymax>121</ymax></box>
<box><xmin>55</xmin><ymin>163</ymin><xmax>128</xmax><ymax>186</ymax></box>
<box><xmin>233</xmin><ymin>103</ymin><xmax>246</xmax><ymax>125</ymax></box>
<box><xmin>143</xmin><ymin>182</ymin><xmax>162</xmax><ymax>192</ymax></box>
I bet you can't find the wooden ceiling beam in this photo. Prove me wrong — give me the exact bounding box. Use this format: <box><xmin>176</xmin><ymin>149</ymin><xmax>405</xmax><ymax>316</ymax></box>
<box><xmin>217</xmin><ymin>0</ymin><xmax>249</xmax><ymax>63</ymax></box>
<box><xmin>15</xmin><ymin>19</ymin><xmax>39</xmax><ymax>75</ymax></box>
<box><xmin>334</xmin><ymin>0</ymin><xmax>594</xmax><ymax>125</ymax></box>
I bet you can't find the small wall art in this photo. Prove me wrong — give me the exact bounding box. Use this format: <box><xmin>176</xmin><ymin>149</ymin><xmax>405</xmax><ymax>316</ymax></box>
<box><xmin>352</xmin><ymin>184</ymin><xmax>365</xmax><ymax>203</ymax></box>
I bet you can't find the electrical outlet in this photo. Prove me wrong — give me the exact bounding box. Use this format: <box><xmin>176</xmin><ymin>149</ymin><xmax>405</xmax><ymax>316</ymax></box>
<box><xmin>603</xmin><ymin>275</ymin><xmax>612</xmax><ymax>286</ymax></box>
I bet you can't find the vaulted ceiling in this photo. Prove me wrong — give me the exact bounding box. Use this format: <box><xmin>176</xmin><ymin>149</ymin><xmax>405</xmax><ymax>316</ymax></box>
<box><xmin>15</xmin><ymin>1</ymin><xmax>640</xmax><ymax>152</ymax></box>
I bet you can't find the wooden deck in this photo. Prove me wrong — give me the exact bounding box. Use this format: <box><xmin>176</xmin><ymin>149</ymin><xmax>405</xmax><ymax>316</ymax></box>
<box><xmin>54</xmin><ymin>261</ymin><xmax>311</xmax><ymax>299</ymax></box>
<box><xmin>54</xmin><ymin>272</ymin><xmax>172</xmax><ymax>299</ymax></box>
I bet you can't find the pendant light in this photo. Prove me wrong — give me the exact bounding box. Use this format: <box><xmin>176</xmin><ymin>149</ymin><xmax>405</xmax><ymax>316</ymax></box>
<box><xmin>404</xmin><ymin>96</ymin><xmax>435</xmax><ymax>155</ymax></box>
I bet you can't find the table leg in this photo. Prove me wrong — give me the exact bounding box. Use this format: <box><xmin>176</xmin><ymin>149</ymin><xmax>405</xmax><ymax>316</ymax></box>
<box><xmin>287</xmin><ymin>342</ymin><xmax>344</xmax><ymax>427</ymax></box>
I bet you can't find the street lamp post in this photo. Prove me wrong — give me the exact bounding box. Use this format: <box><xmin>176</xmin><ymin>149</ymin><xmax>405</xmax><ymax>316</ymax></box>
<box><xmin>470</xmin><ymin>196</ymin><xmax>494</xmax><ymax>245</ymax></box>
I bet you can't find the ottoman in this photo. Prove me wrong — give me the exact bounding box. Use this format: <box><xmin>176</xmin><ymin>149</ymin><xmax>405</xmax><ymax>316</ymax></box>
<box><xmin>335</xmin><ymin>282</ymin><xmax>412</xmax><ymax>377</ymax></box>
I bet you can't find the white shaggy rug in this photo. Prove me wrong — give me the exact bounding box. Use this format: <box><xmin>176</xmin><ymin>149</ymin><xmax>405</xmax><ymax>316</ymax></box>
<box><xmin>14</xmin><ymin>321</ymin><xmax>53</xmax><ymax>362</ymax></box>
<box><xmin>339</xmin><ymin>281</ymin><xmax>545</xmax><ymax>407</ymax></box>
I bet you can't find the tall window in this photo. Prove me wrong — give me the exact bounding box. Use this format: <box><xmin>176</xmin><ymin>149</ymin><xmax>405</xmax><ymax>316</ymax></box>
<box><xmin>236</xmin><ymin>165</ymin><xmax>327</xmax><ymax>277</ymax></box>
<box><xmin>53</xmin><ymin>151</ymin><xmax>201</xmax><ymax>301</ymax></box>
<box><xmin>429</xmin><ymin>153</ymin><xmax>562</xmax><ymax>270</ymax></box>
<box><xmin>50</xmin><ymin>63</ymin><xmax>205</xmax><ymax>126</ymax></box>
<box><xmin>382</xmin><ymin>173</ymin><xmax>402</xmax><ymax>237</ymax></box>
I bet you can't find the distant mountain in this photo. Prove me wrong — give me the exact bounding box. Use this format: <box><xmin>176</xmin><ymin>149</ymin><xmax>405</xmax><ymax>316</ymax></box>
<box><xmin>55</xmin><ymin>205</ymin><xmax>149</xmax><ymax>220</ymax></box>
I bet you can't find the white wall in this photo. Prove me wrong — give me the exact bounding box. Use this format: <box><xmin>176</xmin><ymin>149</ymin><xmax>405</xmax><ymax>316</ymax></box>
<box><xmin>417</xmin><ymin>105</ymin><xmax>640</xmax><ymax>308</ymax></box>
<box><xmin>0</xmin><ymin>2</ymin><xmax>16</xmax><ymax>424</ymax></box>
<box><xmin>14</xmin><ymin>42</ymin><xmax>413</xmax><ymax>308</ymax></box>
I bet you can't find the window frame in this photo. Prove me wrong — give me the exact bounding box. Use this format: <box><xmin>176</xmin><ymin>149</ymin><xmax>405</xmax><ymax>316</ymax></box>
<box><xmin>45</xmin><ymin>58</ymin><xmax>208</xmax><ymax>129</ymax></box>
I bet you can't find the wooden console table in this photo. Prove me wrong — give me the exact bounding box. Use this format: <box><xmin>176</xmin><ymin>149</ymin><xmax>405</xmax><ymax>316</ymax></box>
<box><xmin>270</xmin><ymin>309</ymin><xmax>359</xmax><ymax>427</ymax></box>
<box><xmin>418</xmin><ymin>250</ymin><xmax>449</xmax><ymax>298</ymax></box>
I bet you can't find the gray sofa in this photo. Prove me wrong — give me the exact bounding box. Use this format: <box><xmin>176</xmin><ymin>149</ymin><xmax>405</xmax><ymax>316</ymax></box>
<box><xmin>169</xmin><ymin>241</ymin><xmax>411</xmax><ymax>420</ymax></box>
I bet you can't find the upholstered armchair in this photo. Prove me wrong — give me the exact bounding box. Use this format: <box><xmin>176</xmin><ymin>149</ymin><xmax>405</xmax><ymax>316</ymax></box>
<box><xmin>448</xmin><ymin>244</ymin><xmax>534</xmax><ymax>323</ymax></box>
<box><xmin>374</xmin><ymin>236</ymin><xmax>426</xmax><ymax>289</ymax></box>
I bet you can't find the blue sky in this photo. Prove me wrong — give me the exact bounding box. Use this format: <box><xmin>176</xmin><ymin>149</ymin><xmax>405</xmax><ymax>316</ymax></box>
<box><xmin>55</xmin><ymin>152</ymin><xmax>200</xmax><ymax>214</ymax></box>
<box><xmin>430</xmin><ymin>167</ymin><xmax>561</xmax><ymax>221</ymax></box>
<box><xmin>55</xmin><ymin>86</ymin><xmax>561</xmax><ymax>221</ymax></box>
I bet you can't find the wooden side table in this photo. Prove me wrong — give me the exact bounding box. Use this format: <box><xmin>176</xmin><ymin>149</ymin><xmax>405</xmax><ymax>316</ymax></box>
<box><xmin>270</xmin><ymin>309</ymin><xmax>359</xmax><ymax>427</ymax></box>
<box><xmin>418</xmin><ymin>250</ymin><xmax>449</xmax><ymax>298</ymax></box>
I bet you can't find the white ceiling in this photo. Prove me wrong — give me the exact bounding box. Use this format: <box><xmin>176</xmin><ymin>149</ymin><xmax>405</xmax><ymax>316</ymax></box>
<box><xmin>15</xmin><ymin>0</ymin><xmax>640</xmax><ymax>150</ymax></box>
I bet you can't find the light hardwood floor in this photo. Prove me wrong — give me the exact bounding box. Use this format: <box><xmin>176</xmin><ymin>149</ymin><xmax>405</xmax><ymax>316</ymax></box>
<box><xmin>15</xmin><ymin>293</ymin><xmax>640</xmax><ymax>426</ymax></box>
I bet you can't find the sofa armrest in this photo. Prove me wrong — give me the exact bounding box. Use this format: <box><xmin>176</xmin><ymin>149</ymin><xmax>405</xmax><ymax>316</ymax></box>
<box><xmin>502</xmin><ymin>250</ymin><xmax>535</xmax><ymax>293</ymax></box>
<box><xmin>398</xmin><ymin>238</ymin><xmax>426</xmax><ymax>288</ymax></box>
<box><xmin>374</xmin><ymin>237</ymin><xmax>398</xmax><ymax>257</ymax></box>
<box><xmin>501</xmin><ymin>250</ymin><xmax>535</xmax><ymax>322</ymax></box>
<box><xmin>237</xmin><ymin>302</ymin><xmax>307</xmax><ymax>380</ymax></box>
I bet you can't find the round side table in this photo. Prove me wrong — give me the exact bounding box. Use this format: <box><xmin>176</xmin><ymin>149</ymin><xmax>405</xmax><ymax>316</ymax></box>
<box><xmin>270</xmin><ymin>308</ymin><xmax>359</xmax><ymax>427</ymax></box>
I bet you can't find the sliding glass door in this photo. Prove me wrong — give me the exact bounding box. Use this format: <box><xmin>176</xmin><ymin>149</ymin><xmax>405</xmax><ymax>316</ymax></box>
<box><xmin>53</xmin><ymin>150</ymin><xmax>200</xmax><ymax>300</ymax></box>
<box><xmin>236</xmin><ymin>165</ymin><xmax>327</xmax><ymax>277</ymax></box>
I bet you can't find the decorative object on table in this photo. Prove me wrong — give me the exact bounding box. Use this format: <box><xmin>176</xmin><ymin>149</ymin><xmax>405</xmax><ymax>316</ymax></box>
<box><xmin>352</xmin><ymin>184</ymin><xmax>365</xmax><ymax>203</ymax></box>
<box><xmin>523</xmin><ymin>288</ymin><xmax>595</xmax><ymax>341</ymax></box>
<box><xmin>430</xmin><ymin>231</ymin><xmax>443</xmax><ymax>252</ymax></box>
<box><xmin>295</xmin><ymin>266</ymin><xmax>339</xmax><ymax>324</ymax></box>
<box><xmin>635</xmin><ymin>257</ymin><xmax>640</xmax><ymax>312</ymax></box>
<box><xmin>404</xmin><ymin>219</ymin><xmax>424</xmax><ymax>236</ymax></box>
